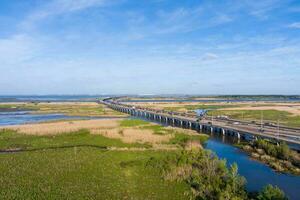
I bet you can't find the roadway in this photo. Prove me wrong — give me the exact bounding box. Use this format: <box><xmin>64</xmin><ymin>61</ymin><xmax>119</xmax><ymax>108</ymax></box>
<box><xmin>102</xmin><ymin>99</ymin><xmax>300</xmax><ymax>146</ymax></box>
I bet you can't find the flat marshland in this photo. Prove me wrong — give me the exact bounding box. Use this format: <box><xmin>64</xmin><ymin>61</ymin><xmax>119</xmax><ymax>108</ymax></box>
<box><xmin>0</xmin><ymin>117</ymin><xmax>207</xmax><ymax>199</ymax></box>
<box><xmin>0</xmin><ymin>102</ymin><xmax>126</xmax><ymax>117</ymax></box>
<box><xmin>0</xmin><ymin>103</ymin><xmax>291</xmax><ymax>199</ymax></box>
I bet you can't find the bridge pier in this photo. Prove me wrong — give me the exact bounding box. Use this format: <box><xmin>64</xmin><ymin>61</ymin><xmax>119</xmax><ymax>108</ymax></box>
<box><xmin>221</xmin><ymin>128</ymin><xmax>225</xmax><ymax>136</ymax></box>
<box><xmin>236</xmin><ymin>132</ymin><xmax>240</xmax><ymax>140</ymax></box>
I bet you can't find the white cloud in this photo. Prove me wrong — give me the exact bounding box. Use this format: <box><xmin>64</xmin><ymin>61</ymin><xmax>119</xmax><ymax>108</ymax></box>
<box><xmin>288</xmin><ymin>22</ymin><xmax>300</xmax><ymax>29</ymax></box>
<box><xmin>0</xmin><ymin>34</ymin><xmax>39</xmax><ymax>65</ymax></box>
<box><xmin>201</xmin><ymin>53</ymin><xmax>218</xmax><ymax>61</ymax></box>
<box><xmin>20</xmin><ymin>0</ymin><xmax>110</xmax><ymax>30</ymax></box>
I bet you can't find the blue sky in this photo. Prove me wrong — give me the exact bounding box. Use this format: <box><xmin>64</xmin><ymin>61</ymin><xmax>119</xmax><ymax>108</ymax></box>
<box><xmin>0</xmin><ymin>0</ymin><xmax>300</xmax><ymax>95</ymax></box>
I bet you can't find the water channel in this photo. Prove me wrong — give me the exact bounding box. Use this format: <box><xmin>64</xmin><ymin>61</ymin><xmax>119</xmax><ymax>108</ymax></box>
<box><xmin>205</xmin><ymin>135</ymin><xmax>300</xmax><ymax>200</ymax></box>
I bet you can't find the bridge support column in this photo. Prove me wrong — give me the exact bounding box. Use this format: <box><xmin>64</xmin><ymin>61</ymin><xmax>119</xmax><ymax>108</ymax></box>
<box><xmin>236</xmin><ymin>132</ymin><xmax>240</xmax><ymax>139</ymax></box>
<box><xmin>221</xmin><ymin>128</ymin><xmax>225</xmax><ymax>136</ymax></box>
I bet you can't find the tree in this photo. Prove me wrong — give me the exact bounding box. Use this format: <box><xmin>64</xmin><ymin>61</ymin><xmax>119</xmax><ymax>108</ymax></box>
<box><xmin>257</xmin><ymin>184</ymin><xmax>288</xmax><ymax>200</ymax></box>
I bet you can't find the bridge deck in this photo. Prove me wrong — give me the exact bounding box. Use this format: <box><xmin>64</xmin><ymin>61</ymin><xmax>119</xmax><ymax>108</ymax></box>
<box><xmin>101</xmin><ymin>100</ymin><xmax>300</xmax><ymax>146</ymax></box>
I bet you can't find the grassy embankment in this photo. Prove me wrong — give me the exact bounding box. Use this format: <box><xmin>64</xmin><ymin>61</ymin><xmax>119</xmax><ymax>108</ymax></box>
<box><xmin>236</xmin><ymin>139</ymin><xmax>300</xmax><ymax>175</ymax></box>
<box><xmin>0</xmin><ymin>119</ymin><xmax>209</xmax><ymax>199</ymax></box>
<box><xmin>0</xmin><ymin>103</ymin><xmax>125</xmax><ymax>117</ymax></box>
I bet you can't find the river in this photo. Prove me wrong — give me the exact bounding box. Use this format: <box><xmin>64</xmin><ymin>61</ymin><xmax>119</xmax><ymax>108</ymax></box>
<box><xmin>0</xmin><ymin>111</ymin><xmax>116</xmax><ymax>126</ymax></box>
<box><xmin>205</xmin><ymin>135</ymin><xmax>300</xmax><ymax>200</ymax></box>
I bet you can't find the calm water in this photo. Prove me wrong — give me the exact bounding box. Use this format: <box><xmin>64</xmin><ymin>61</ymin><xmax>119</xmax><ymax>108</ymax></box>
<box><xmin>0</xmin><ymin>111</ymin><xmax>96</xmax><ymax>126</ymax></box>
<box><xmin>205</xmin><ymin>136</ymin><xmax>300</xmax><ymax>200</ymax></box>
<box><xmin>1</xmin><ymin>95</ymin><xmax>300</xmax><ymax>103</ymax></box>
<box><xmin>0</xmin><ymin>95</ymin><xmax>107</xmax><ymax>102</ymax></box>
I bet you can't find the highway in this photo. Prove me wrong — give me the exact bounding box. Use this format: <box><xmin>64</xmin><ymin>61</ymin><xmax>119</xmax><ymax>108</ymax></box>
<box><xmin>102</xmin><ymin>98</ymin><xmax>300</xmax><ymax>146</ymax></box>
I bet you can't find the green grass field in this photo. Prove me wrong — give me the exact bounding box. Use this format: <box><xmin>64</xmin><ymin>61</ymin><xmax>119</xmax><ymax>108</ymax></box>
<box><xmin>120</xmin><ymin>119</ymin><xmax>150</xmax><ymax>127</ymax></box>
<box><xmin>0</xmin><ymin>128</ymin><xmax>190</xmax><ymax>199</ymax></box>
<box><xmin>0</xmin><ymin>148</ymin><xmax>189</xmax><ymax>199</ymax></box>
<box><xmin>0</xmin><ymin>129</ymin><xmax>147</xmax><ymax>151</ymax></box>
<box><xmin>209</xmin><ymin>109</ymin><xmax>300</xmax><ymax>127</ymax></box>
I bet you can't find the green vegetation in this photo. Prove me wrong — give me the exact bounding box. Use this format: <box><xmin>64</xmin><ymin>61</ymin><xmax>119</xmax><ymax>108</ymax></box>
<box><xmin>209</xmin><ymin>109</ymin><xmax>300</xmax><ymax>127</ymax></box>
<box><xmin>147</xmin><ymin>150</ymin><xmax>247</xmax><ymax>199</ymax></box>
<box><xmin>120</xmin><ymin>119</ymin><xmax>150</xmax><ymax>127</ymax></box>
<box><xmin>257</xmin><ymin>184</ymin><xmax>288</xmax><ymax>200</ymax></box>
<box><xmin>0</xmin><ymin>129</ymin><xmax>147</xmax><ymax>151</ymax></box>
<box><xmin>0</xmin><ymin>128</ymin><xmax>190</xmax><ymax>199</ymax></box>
<box><xmin>184</xmin><ymin>104</ymin><xmax>238</xmax><ymax>110</ymax></box>
<box><xmin>0</xmin><ymin>103</ymin><xmax>124</xmax><ymax>116</ymax></box>
<box><xmin>0</xmin><ymin>120</ymin><xmax>289</xmax><ymax>199</ymax></box>
<box><xmin>147</xmin><ymin>149</ymin><xmax>288</xmax><ymax>200</ymax></box>
<box><xmin>0</xmin><ymin>148</ymin><xmax>189</xmax><ymax>199</ymax></box>
<box><xmin>164</xmin><ymin>104</ymin><xmax>237</xmax><ymax>112</ymax></box>
<box><xmin>240</xmin><ymin>139</ymin><xmax>300</xmax><ymax>175</ymax></box>
<box><xmin>0</xmin><ymin>104</ymin><xmax>38</xmax><ymax>111</ymax></box>
<box><xmin>169</xmin><ymin>133</ymin><xmax>208</xmax><ymax>147</ymax></box>
<box><xmin>254</xmin><ymin>140</ymin><xmax>290</xmax><ymax>160</ymax></box>
<box><xmin>215</xmin><ymin>95</ymin><xmax>300</xmax><ymax>100</ymax></box>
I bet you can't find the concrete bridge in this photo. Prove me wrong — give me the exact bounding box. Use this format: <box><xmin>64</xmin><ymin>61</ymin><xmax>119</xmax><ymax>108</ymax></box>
<box><xmin>101</xmin><ymin>99</ymin><xmax>300</xmax><ymax>147</ymax></box>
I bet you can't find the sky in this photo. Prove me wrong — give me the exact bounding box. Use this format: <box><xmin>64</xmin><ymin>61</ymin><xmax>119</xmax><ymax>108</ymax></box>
<box><xmin>0</xmin><ymin>0</ymin><xmax>300</xmax><ymax>95</ymax></box>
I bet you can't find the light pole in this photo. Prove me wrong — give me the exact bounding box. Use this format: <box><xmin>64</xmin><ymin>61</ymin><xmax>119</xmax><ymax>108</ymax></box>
<box><xmin>260</xmin><ymin>110</ymin><xmax>264</xmax><ymax>132</ymax></box>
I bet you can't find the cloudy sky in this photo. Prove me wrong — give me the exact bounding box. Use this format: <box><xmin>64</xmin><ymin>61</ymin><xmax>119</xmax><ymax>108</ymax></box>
<box><xmin>1</xmin><ymin>0</ymin><xmax>300</xmax><ymax>95</ymax></box>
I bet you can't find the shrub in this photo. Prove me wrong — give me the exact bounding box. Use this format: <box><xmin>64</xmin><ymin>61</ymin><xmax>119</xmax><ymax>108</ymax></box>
<box><xmin>257</xmin><ymin>184</ymin><xmax>288</xmax><ymax>200</ymax></box>
<box><xmin>148</xmin><ymin>150</ymin><xmax>247</xmax><ymax>200</ymax></box>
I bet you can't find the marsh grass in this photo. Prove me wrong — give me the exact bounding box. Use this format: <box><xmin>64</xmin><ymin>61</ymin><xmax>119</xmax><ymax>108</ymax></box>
<box><xmin>0</xmin><ymin>148</ymin><xmax>189</xmax><ymax>199</ymax></box>
<box><xmin>0</xmin><ymin>103</ymin><xmax>125</xmax><ymax>117</ymax></box>
<box><xmin>169</xmin><ymin>133</ymin><xmax>208</xmax><ymax>147</ymax></box>
<box><xmin>120</xmin><ymin>119</ymin><xmax>150</xmax><ymax>127</ymax></box>
<box><xmin>0</xmin><ymin>129</ymin><xmax>146</xmax><ymax>151</ymax></box>
<box><xmin>0</xmin><ymin>121</ymin><xmax>191</xmax><ymax>199</ymax></box>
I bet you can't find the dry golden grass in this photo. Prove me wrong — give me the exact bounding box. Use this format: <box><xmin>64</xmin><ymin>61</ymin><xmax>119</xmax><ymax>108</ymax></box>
<box><xmin>1</xmin><ymin>117</ymin><xmax>207</xmax><ymax>149</ymax></box>
<box><xmin>2</xmin><ymin>119</ymin><xmax>174</xmax><ymax>145</ymax></box>
<box><xmin>184</xmin><ymin>140</ymin><xmax>203</xmax><ymax>150</ymax></box>
<box><xmin>91</xmin><ymin>128</ymin><xmax>172</xmax><ymax>144</ymax></box>
<box><xmin>165</xmin><ymin>126</ymin><xmax>200</xmax><ymax>135</ymax></box>
<box><xmin>4</xmin><ymin>119</ymin><xmax>120</xmax><ymax>135</ymax></box>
